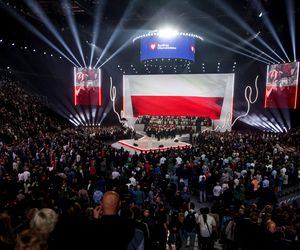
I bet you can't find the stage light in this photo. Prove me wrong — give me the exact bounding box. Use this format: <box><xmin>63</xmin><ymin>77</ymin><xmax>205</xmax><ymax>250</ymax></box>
<box><xmin>205</xmin><ymin>37</ymin><xmax>272</xmax><ymax>64</ymax></box>
<box><xmin>11</xmin><ymin>43</ymin><xmax>15</xmax><ymax>46</ymax></box>
<box><xmin>24</xmin><ymin>0</ymin><xmax>82</xmax><ymax>67</ymax></box>
<box><xmin>217</xmin><ymin>1</ymin><xmax>286</xmax><ymax>63</ymax></box>
<box><xmin>258</xmin><ymin>12</ymin><xmax>263</xmax><ymax>18</ymax></box>
<box><xmin>7</xmin><ymin>66</ymin><xmax>10</xmax><ymax>69</ymax></box>
<box><xmin>88</xmin><ymin>0</ymin><xmax>105</xmax><ymax>67</ymax></box>
<box><xmin>158</xmin><ymin>27</ymin><xmax>179</xmax><ymax>38</ymax></box>
<box><xmin>254</xmin><ymin>31</ymin><xmax>261</xmax><ymax>38</ymax></box>
<box><xmin>62</xmin><ymin>0</ymin><xmax>86</xmax><ymax>67</ymax></box>
<box><xmin>43</xmin><ymin>52</ymin><xmax>46</xmax><ymax>54</ymax></box>
<box><xmin>286</xmin><ymin>0</ymin><xmax>297</xmax><ymax>61</ymax></box>
<box><xmin>0</xmin><ymin>39</ymin><xmax>2</xmax><ymax>42</ymax></box>
<box><xmin>0</xmin><ymin>1</ymin><xmax>79</xmax><ymax>66</ymax></box>
<box><xmin>50</xmin><ymin>54</ymin><xmax>53</xmax><ymax>57</ymax></box>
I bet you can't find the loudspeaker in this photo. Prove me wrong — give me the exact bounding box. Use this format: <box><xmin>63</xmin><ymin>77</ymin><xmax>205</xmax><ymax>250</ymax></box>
<box><xmin>133</xmin><ymin>143</ymin><xmax>138</xmax><ymax>147</ymax></box>
<box><xmin>159</xmin><ymin>144</ymin><xmax>164</xmax><ymax>148</ymax></box>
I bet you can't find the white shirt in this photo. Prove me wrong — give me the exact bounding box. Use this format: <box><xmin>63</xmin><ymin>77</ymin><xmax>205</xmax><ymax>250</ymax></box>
<box><xmin>23</xmin><ymin>171</ymin><xmax>31</xmax><ymax>182</ymax></box>
<box><xmin>160</xmin><ymin>157</ymin><xmax>167</xmax><ymax>165</ymax></box>
<box><xmin>198</xmin><ymin>214</ymin><xmax>216</xmax><ymax>237</ymax></box>
<box><xmin>213</xmin><ymin>185</ymin><xmax>222</xmax><ymax>197</ymax></box>
<box><xmin>112</xmin><ymin>171</ymin><xmax>120</xmax><ymax>180</ymax></box>
<box><xmin>129</xmin><ymin>177</ymin><xmax>137</xmax><ymax>186</ymax></box>
<box><xmin>176</xmin><ymin>156</ymin><xmax>183</xmax><ymax>165</ymax></box>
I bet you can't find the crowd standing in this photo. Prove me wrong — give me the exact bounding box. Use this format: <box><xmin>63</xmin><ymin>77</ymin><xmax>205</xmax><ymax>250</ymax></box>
<box><xmin>0</xmin><ymin>76</ymin><xmax>300</xmax><ymax>250</ymax></box>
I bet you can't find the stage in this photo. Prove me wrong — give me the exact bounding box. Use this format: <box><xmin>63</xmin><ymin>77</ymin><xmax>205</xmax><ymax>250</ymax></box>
<box><xmin>111</xmin><ymin>135</ymin><xmax>192</xmax><ymax>154</ymax></box>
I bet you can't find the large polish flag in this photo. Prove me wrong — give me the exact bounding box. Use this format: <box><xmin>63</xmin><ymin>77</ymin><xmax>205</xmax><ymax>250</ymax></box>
<box><xmin>123</xmin><ymin>74</ymin><xmax>234</xmax><ymax>121</ymax></box>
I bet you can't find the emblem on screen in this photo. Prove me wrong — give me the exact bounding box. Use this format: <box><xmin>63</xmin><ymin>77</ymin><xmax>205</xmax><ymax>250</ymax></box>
<box><xmin>150</xmin><ymin>43</ymin><xmax>157</xmax><ymax>50</ymax></box>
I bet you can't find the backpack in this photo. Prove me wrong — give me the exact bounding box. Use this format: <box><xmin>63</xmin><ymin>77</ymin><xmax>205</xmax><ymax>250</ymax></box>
<box><xmin>184</xmin><ymin>211</ymin><xmax>197</xmax><ymax>232</ymax></box>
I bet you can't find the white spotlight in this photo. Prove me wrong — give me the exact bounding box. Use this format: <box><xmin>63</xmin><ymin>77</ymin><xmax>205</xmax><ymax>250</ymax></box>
<box><xmin>158</xmin><ymin>27</ymin><xmax>179</xmax><ymax>38</ymax></box>
<box><xmin>259</xmin><ymin>12</ymin><xmax>263</xmax><ymax>18</ymax></box>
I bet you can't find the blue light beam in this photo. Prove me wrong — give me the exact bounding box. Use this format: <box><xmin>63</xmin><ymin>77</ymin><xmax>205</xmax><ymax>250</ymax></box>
<box><xmin>0</xmin><ymin>2</ymin><xmax>79</xmax><ymax>66</ymax></box>
<box><xmin>89</xmin><ymin>0</ymin><xmax>107</xmax><ymax>68</ymax></box>
<box><xmin>61</xmin><ymin>0</ymin><xmax>87</xmax><ymax>67</ymax></box>
<box><xmin>24</xmin><ymin>0</ymin><xmax>82</xmax><ymax>67</ymax></box>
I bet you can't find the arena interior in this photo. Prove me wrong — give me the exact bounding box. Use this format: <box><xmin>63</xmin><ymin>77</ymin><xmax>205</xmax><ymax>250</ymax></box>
<box><xmin>0</xmin><ymin>1</ymin><xmax>300</xmax><ymax>250</ymax></box>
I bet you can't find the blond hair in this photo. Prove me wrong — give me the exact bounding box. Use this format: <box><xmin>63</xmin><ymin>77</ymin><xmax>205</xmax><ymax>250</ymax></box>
<box><xmin>30</xmin><ymin>208</ymin><xmax>58</xmax><ymax>235</ymax></box>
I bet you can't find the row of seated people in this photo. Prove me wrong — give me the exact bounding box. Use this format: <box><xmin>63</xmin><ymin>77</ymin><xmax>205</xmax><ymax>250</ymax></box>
<box><xmin>137</xmin><ymin>115</ymin><xmax>212</xmax><ymax>127</ymax></box>
<box><xmin>0</xmin><ymin>75</ymin><xmax>300</xmax><ymax>249</ymax></box>
<box><xmin>145</xmin><ymin>125</ymin><xmax>195</xmax><ymax>139</ymax></box>
<box><xmin>137</xmin><ymin>115</ymin><xmax>198</xmax><ymax>126</ymax></box>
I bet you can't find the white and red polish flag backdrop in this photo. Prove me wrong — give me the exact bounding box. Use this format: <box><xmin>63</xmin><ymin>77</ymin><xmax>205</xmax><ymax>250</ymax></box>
<box><xmin>264</xmin><ymin>62</ymin><xmax>299</xmax><ymax>109</ymax></box>
<box><xmin>123</xmin><ymin>73</ymin><xmax>235</xmax><ymax>130</ymax></box>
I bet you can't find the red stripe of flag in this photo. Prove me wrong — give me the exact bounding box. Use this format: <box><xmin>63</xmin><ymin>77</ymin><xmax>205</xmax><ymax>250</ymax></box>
<box><xmin>131</xmin><ymin>96</ymin><xmax>223</xmax><ymax>119</ymax></box>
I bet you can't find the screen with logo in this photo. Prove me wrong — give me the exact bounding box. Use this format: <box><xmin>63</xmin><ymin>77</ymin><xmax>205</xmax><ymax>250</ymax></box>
<box><xmin>74</xmin><ymin>68</ymin><xmax>101</xmax><ymax>106</ymax></box>
<box><xmin>140</xmin><ymin>35</ymin><xmax>196</xmax><ymax>62</ymax></box>
<box><xmin>264</xmin><ymin>62</ymin><xmax>299</xmax><ymax>109</ymax></box>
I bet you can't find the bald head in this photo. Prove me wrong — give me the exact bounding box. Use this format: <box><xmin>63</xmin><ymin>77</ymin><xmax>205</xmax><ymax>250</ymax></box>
<box><xmin>102</xmin><ymin>191</ymin><xmax>120</xmax><ymax>215</ymax></box>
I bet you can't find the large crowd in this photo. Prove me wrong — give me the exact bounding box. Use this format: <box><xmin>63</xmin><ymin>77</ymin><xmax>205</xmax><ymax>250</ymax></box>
<box><xmin>0</xmin><ymin>76</ymin><xmax>300</xmax><ymax>250</ymax></box>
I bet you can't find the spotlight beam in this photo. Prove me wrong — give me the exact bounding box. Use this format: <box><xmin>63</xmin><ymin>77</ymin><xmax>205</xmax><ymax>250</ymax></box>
<box><xmin>187</xmin><ymin>6</ymin><xmax>280</xmax><ymax>64</ymax></box>
<box><xmin>201</xmin><ymin>27</ymin><xmax>278</xmax><ymax>64</ymax></box>
<box><xmin>24</xmin><ymin>0</ymin><xmax>82</xmax><ymax>67</ymax></box>
<box><xmin>286</xmin><ymin>0</ymin><xmax>297</xmax><ymax>61</ymax></box>
<box><xmin>61</xmin><ymin>0</ymin><xmax>86</xmax><ymax>67</ymax></box>
<box><xmin>251</xmin><ymin>0</ymin><xmax>291</xmax><ymax>62</ymax></box>
<box><xmin>0</xmin><ymin>2</ymin><xmax>79</xmax><ymax>66</ymax></box>
<box><xmin>209</xmin><ymin>22</ymin><xmax>280</xmax><ymax>64</ymax></box>
<box><xmin>89</xmin><ymin>0</ymin><xmax>106</xmax><ymax>68</ymax></box>
<box><xmin>94</xmin><ymin>0</ymin><xmax>139</xmax><ymax>68</ymax></box>
<box><xmin>98</xmin><ymin>39</ymin><xmax>132</xmax><ymax>68</ymax></box>
<box><xmin>205</xmin><ymin>38</ymin><xmax>271</xmax><ymax>64</ymax></box>
<box><xmin>215</xmin><ymin>1</ymin><xmax>286</xmax><ymax>63</ymax></box>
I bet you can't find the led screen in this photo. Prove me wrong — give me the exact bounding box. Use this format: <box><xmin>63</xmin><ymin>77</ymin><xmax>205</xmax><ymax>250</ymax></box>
<box><xmin>140</xmin><ymin>35</ymin><xmax>195</xmax><ymax>62</ymax></box>
<box><xmin>265</xmin><ymin>62</ymin><xmax>299</xmax><ymax>109</ymax></box>
<box><xmin>74</xmin><ymin>68</ymin><xmax>101</xmax><ymax>106</ymax></box>
<box><xmin>123</xmin><ymin>73</ymin><xmax>235</xmax><ymax>131</ymax></box>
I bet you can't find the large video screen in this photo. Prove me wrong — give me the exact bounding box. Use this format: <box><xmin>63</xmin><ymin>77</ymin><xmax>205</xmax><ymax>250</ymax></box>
<box><xmin>74</xmin><ymin>68</ymin><xmax>101</xmax><ymax>106</ymax></box>
<box><xmin>123</xmin><ymin>74</ymin><xmax>235</xmax><ymax>131</ymax></box>
<box><xmin>140</xmin><ymin>35</ymin><xmax>195</xmax><ymax>62</ymax></box>
<box><xmin>264</xmin><ymin>62</ymin><xmax>299</xmax><ymax>109</ymax></box>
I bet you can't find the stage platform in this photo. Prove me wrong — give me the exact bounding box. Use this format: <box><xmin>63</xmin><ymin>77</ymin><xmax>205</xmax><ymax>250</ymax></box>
<box><xmin>111</xmin><ymin>135</ymin><xmax>192</xmax><ymax>154</ymax></box>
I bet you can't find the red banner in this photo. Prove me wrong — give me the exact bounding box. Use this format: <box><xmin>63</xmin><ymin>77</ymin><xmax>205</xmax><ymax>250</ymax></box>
<box><xmin>74</xmin><ymin>68</ymin><xmax>101</xmax><ymax>106</ymax></box>
<box><xmin>265</xmin><ymin>62</ymin><xmax>299</xmax><ymax>109</ymax></box>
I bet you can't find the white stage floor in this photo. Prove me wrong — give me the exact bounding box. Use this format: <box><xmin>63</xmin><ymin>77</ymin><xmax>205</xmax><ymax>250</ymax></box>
<box><xmin>111</xmin><ymin>135</ymin><xmax>192</xmax><ymax>154</ymax></box>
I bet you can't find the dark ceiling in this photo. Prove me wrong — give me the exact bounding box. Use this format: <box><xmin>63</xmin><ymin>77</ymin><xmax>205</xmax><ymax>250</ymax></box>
<box><xmin>1</xmin><ymin>0</ymin><xmax>299</xmax><ymax>69</ymax></box>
